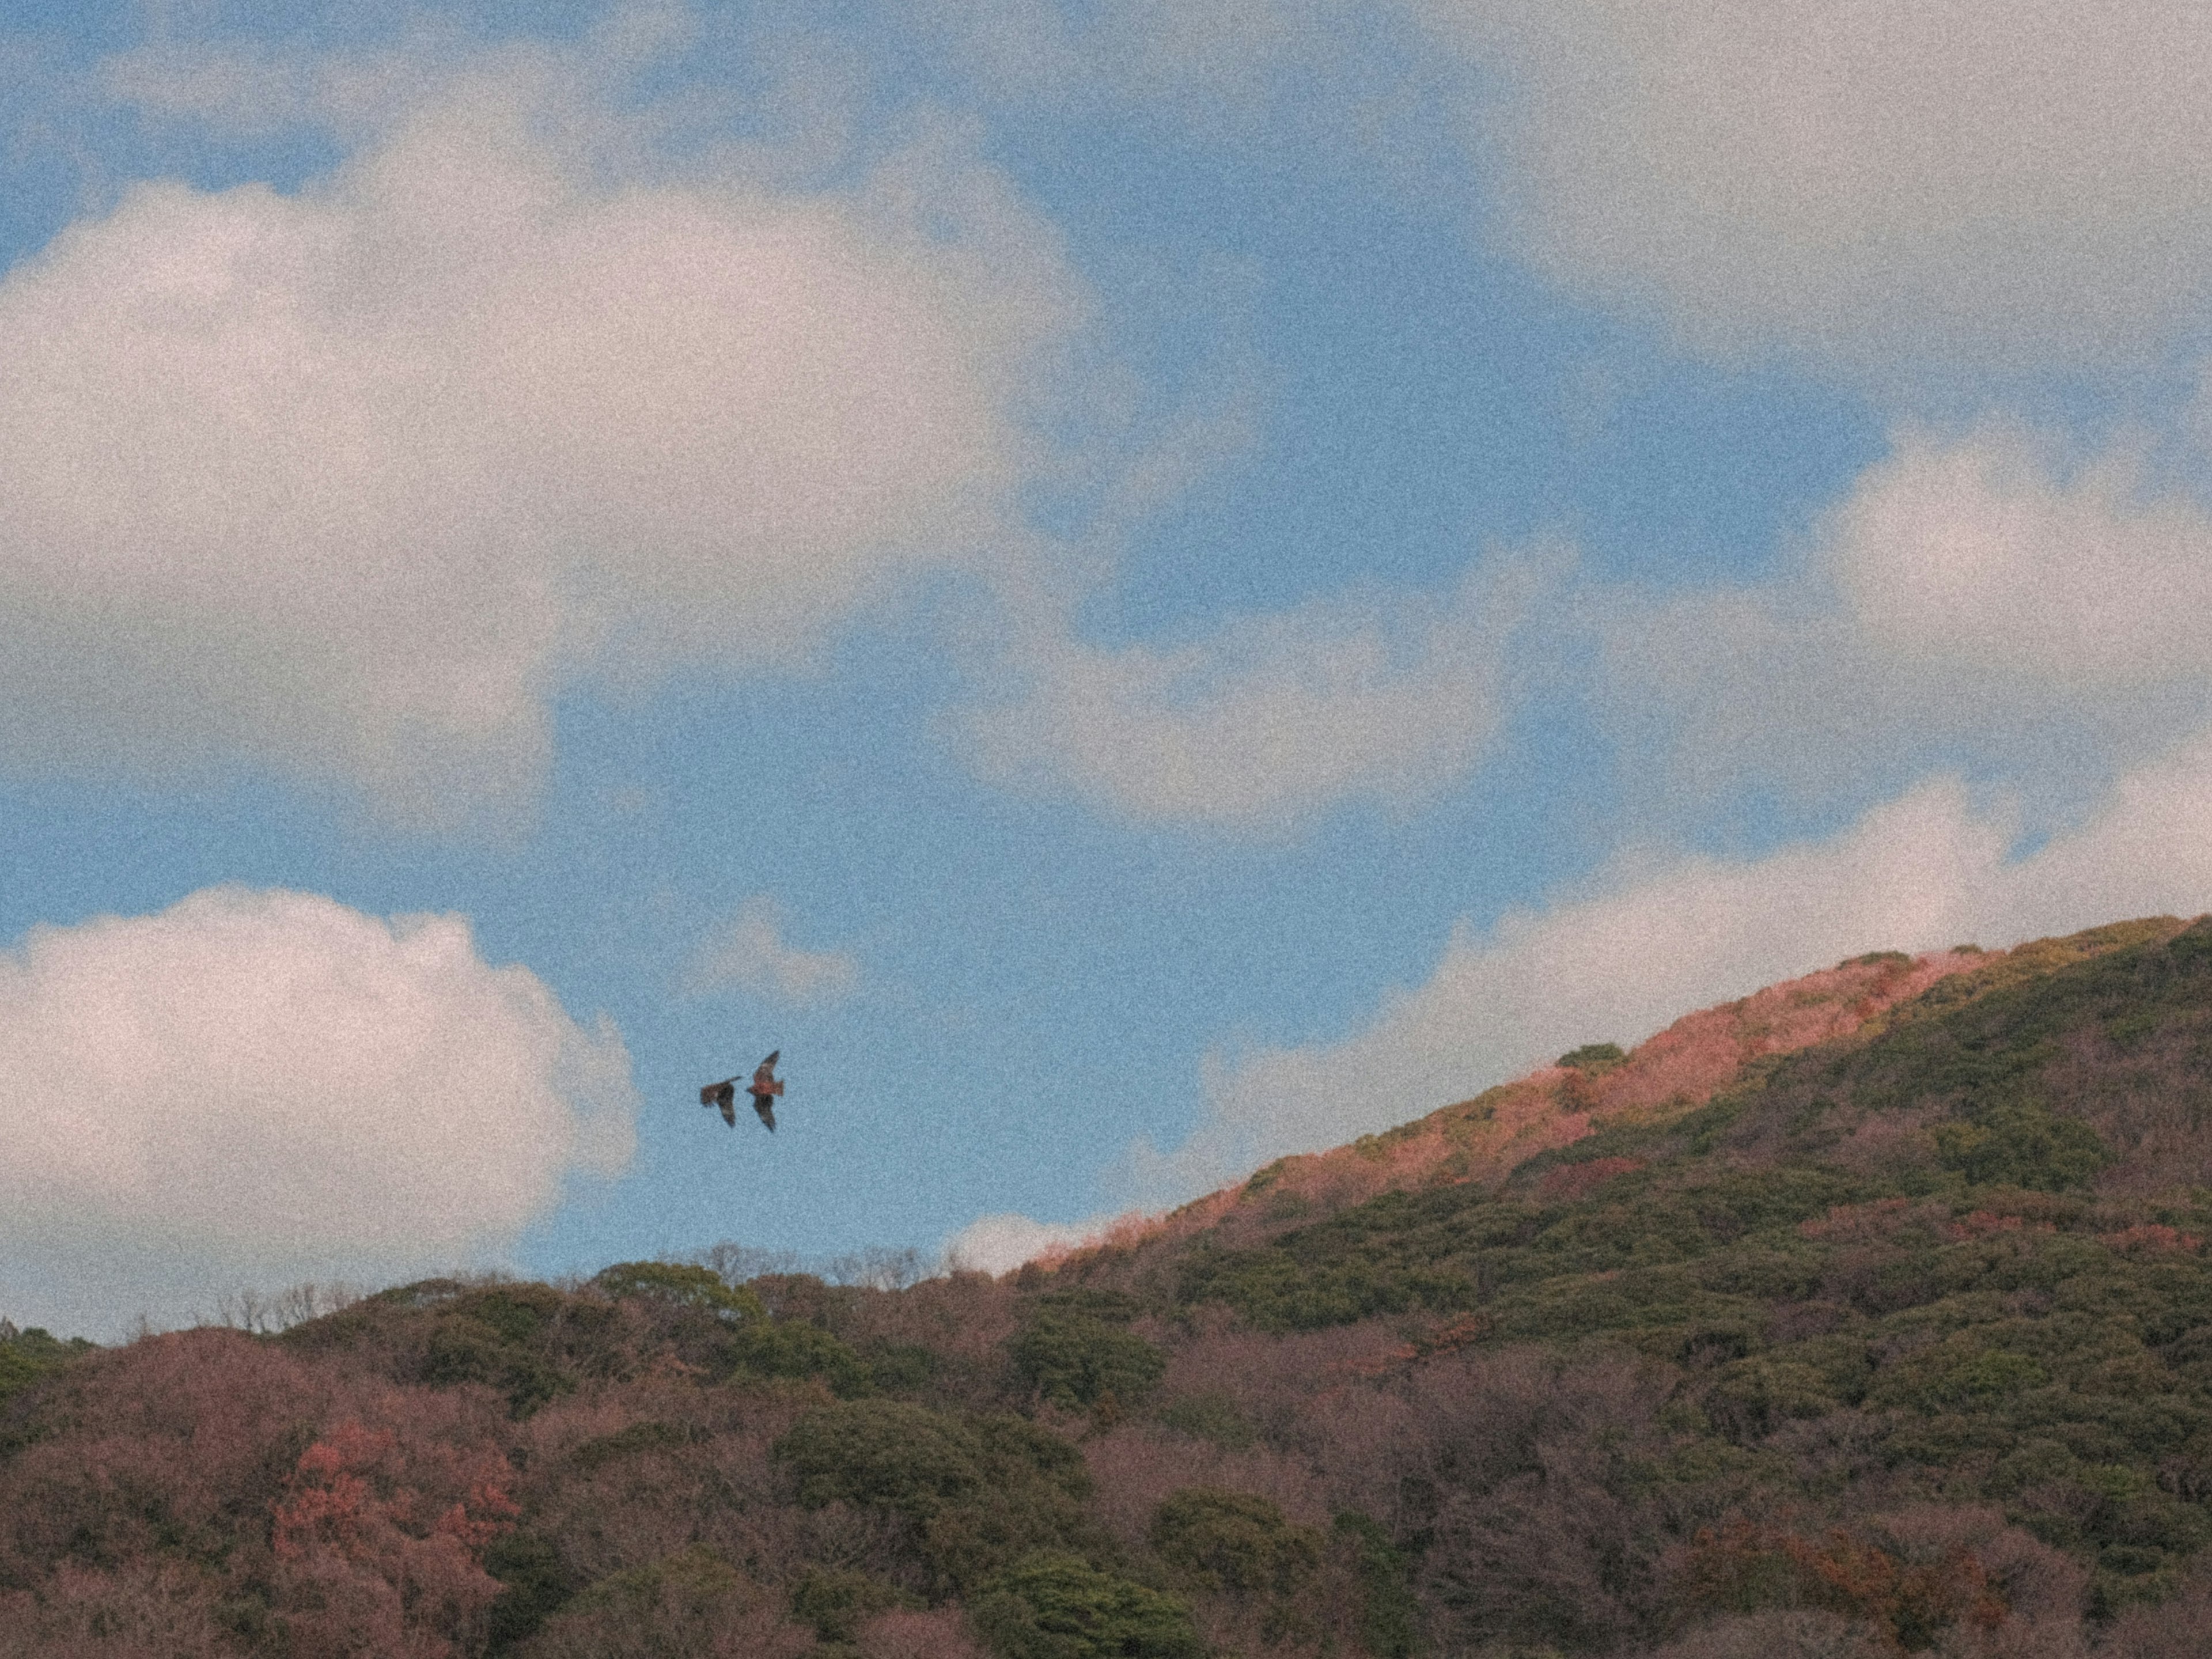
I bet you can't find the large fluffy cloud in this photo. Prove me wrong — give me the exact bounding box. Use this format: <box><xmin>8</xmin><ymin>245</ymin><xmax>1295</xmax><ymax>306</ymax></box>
<box><xmin>0</xmin><ymin>64</ymin><xmax>1077</xmax><ymax>827</ymax></box>
<box><xmin>1419</xmin><ymin>0</ymin><xmax>2212</xmax><ymax>374</ymax></box>
<box><xmin>1126</xmin><ymin>731</ymin><xmax>2212</xmax><ymax>1200</ymax></box>
<box><xmin>961</xmin><ymin>554</ymin><xmax>1552</xmax><ymax>828</ymax></box>
<box><xmin>0</xmin><ymin>887</ymin><xmax>638</xmax><ymax>1338</ymax></box>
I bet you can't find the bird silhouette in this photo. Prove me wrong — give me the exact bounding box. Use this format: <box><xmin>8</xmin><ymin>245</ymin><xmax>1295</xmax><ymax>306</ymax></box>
<box><xmin>699</xmin><ymin>1051</ymin><xmax>783</xmax><ymax>1132</ymax></box>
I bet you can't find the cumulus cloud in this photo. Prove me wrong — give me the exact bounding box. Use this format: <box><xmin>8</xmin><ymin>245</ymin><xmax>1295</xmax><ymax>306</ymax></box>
<box><xmin>0</xmin><ymin>887</ymin><xmax>638</xmax><ymax>1338</ymax></box>
<box><xmin>1830</xmin><ymin>426</ymin><xmax>2212</xmax><ymax>685</ymax></box>
<box><xmin>941</xmin><ymin>1210</ymin><xmax>1130</xmax><ymax>1275</ymax></box>
<box><xmin>961</xmin><ymin>554</ymin><xmax>1555</xmax><ymax>828</ymax></box>
<box><xmin>1603</xmin><ymin>424</ymin><xmax>2212</xmax><ymax>820</ymax></box>
<box><xmin>1417</xmin><ymin>0</ymin><xmax>2212</xmax><ymax>375</ymax></box>
<box><xmin>0</xmin><ymin>60</ymin><xmax>1078</xmax><ymax>827</ymax></box>
<box><xmin>1124</xmin><ymin>731</ymin><xmax>2212</xmax><ymax>1201</ymax></box>
<box><xmin>685</xmin><ymin>895</ymin><xmax>860</xmax><ymax>1005</ymax></box>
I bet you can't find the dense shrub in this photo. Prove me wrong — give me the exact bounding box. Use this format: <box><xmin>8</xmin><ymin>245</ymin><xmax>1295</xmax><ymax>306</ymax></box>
<box><xmin>776</xmin><ymin>1401</ymin><xmax>990</xmax><ymax>1521</ymax></box>
<box><xmin>1333</xmin><ymin>1512</ymin><xmax>1422</xmax><ymax>1659</ymax></box>
<box><xmin>775</xmin><ymin>1401</ymin><xmax>1099</xmax><ymax>1595</ymax></box>
<box><xmin>0</xmin><ymin>1324</ymin><xmax>92</xmax><ymax>1417</ymax></box>
<box><xmin>1147</xmin><ymin>1488</ymin><xmax>1319</xmax><ymax>1595</ymax></box>
<box><xmin>1559</xmin><ymin>1044</ymin><xmax>1628</xmax><ymax>1074</ymax></box>
<box><xmin>1010</xmin><ymin>1309</ymin><xmax>1165</xmax><ymax>1412</ymax></box>
<box><xmin>790</xmin><ymin>1565</ymin><xmax>925</xmax><ymax>1641</ymax></box>
<box><xmin>969</xmin><ymin>1555</ymin><xmax>1203</xmax><ymax>1659</ymax></box>
<box><xmin>593</xmin><ymin>1262</ymin><xmax>768</xmax><ymax>1323</ymax></box>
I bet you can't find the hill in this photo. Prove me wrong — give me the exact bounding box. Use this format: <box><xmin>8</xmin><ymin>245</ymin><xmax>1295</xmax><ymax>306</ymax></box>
<box><xmin>7</xmin><ymin>917</ymin><xmax>2212</xmax><ymax>1657</ymax></box>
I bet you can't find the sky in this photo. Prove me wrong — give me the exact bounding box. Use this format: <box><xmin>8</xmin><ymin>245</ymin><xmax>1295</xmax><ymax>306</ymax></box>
<box><xmin>9</xmin><ymin>0</ymin><xmax>2212</xmax><ymax>1338</ymax></box>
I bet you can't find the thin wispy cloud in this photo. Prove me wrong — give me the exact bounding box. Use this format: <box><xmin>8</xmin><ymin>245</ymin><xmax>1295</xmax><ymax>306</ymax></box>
<box><xmin>686</xmin><ymin>896</ymin><xmax>861</xmax><ymax>1006</ymax></box>
<box><xmin>962</xmin><ymin>552</ymin><xmax>1559</xmax><ymax>829</ymax></box>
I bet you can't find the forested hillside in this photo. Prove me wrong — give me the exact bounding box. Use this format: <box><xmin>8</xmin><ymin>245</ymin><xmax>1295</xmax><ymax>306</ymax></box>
<box><xmin>9</xmin><ymin>918</ymin><xmax>2212</xmax><ymax>1657</ymax></box>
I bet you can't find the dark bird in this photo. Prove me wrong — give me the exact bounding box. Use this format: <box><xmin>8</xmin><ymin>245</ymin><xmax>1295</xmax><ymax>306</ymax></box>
<box><xmin>748</xmin><ymin>1050</ymin><xmax>783</xmax><ymax>1130</ymax></box>
<box><xmin>699</xmin><ymin>1051</ymin><xmax>784</xmax><ymax>1132</ymax></box>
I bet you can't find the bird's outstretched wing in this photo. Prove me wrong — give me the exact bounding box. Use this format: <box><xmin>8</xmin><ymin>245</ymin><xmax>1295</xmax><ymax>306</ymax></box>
<box><xmin>752</xmin><ymin>1096</ymin><xmax>777</xmax><ymax>1132</ymax></box>
<box><xmin>700</xmin><ymin>1078</ymin><xmax>738</xmax><ymax>1128</ymax></box>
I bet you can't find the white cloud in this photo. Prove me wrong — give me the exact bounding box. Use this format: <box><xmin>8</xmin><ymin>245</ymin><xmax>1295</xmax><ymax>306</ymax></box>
<box><xmin>0</xmin><ymin>62</ymin><xmax>1079</xmax><ymax>827</ymax></box>
<box><xmin>1418</xmin><ymin>0</ymin><xmax>2212</xmax><ymax>375</ymax></box>
<box><xmin>961</xmin><ymin>553</ymin><xmax>1554</xmax><ymax>828</ymax></box>
<box><xmin>686</xmin><ymin>895</ymin><xmax>860</xmax><ymax>1005</ymax></box>
<box><xmin>941</xmin><ymin>1210</ymin><xmax>1130</xmax><ymax>1275</ymax></box>
<box><xmin>1602</xmin><ymin>424</ymin><xmax>2212</xmax><ymax>820</ymax></box>
<box><xmin>1126</xmin><ymin>730</ymin><xmax>2212</xmax><ymax>1202</ymax></box>
<box><xmin>887</xmin><ymin>0</ymin><xmax>2212</xmax><ymax>376</ymax></box>
<box><xmin>0</xmin><ymin>886</ymin><xmax>638</xmax><ymax>1338</ymax></box>
<box><xmin>1829</xmin><ymin>426</ymin><xmax>2212</xmax><ymax>685</ymax></box>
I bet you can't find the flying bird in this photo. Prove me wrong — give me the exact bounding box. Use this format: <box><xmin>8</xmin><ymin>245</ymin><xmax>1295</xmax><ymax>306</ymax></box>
<box><xmin>700</xmin><ymin>1051</ymin><xmax>784</xmax><ymax>1132</ymax></box>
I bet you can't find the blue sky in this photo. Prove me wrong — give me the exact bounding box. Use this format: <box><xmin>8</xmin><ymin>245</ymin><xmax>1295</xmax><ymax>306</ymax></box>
<box><xmin>10</xmin><ymin>0</ymin><xmax>2212</xmax><ymax>1336</ymax></box>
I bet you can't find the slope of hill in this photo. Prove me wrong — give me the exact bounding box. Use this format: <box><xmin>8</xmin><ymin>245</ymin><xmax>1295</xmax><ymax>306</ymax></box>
<box><xmin>1120</xmin><ymin>937</ymin><xmax>1999</xmax><ymax>1256</ymax></box>
<box><xmin>6</xmin><ymin>918</ymin><xmax>2212</xmax><ymax>1658</ymax></box>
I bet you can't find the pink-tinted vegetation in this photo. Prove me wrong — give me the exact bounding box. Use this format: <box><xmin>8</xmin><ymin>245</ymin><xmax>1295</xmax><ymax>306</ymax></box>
<box><xmin>1058</xmin><ymin>948</ymin><xmax>1991</xmax><ymax>1272</ymax></box>
<box><xmin>1083</xmin><ymin>1426</ymin><xmax>1329</xmax><ymax>1551</ymax></box>
<box><xmin>0</xmin><ymin>1327</ymin><xmax>524</xmax><ymax>1658</ymax></box>
<box><xmin>0</xmin><ymin>1559</ymin><xmax>235</xmax><ymax>1659</ymax></box>
<box><xmin>853</xmin><ymin>1607</ymin><xmax>985</xmax><ymax>1659</ymax></box>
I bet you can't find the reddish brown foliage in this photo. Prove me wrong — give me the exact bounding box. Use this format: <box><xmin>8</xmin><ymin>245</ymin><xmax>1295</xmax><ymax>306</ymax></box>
<box><xmin>854</xmin><ymin>1607</ymin><xmax>986</xmax><ymax>1659</ymax></box>
<box><xmin>2099</xmin><ymin>1223</ymin><xmax>2204</xmax><ymax>1256</ymax></box>
<box><xmin>1681</xmin><ymin>1516</ymin><xmax>2024</xmax><ymax>1653</ymax></box>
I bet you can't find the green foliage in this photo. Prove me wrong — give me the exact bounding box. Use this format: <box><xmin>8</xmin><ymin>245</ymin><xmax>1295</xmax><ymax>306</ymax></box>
<box><xmin>25</xmin><ymin>911</ymin><xmax>2212</xmax><ymax>1659</ymax></box>
<box><xmin>552</xmin><ymin>1541</ymin><xmax>753</xmax><ymax>1630</ymax></box>
<box><xmin>777</xmin><ymin>1399</ymin><xmax>988</xmax><ymax>1519</ymax></box>
<box><xmin>1931</xmin><ymin>1100</ymin><xmax>2113</xmax><ymax>1191</ymax></box>
<box><xmin>421</xmin><ymin>1299</ymin><xmax>571</xmax><ymax>1418</ymax></box>
<box><xmin>719</xmin><ymin>1316</ymin><xmax>870</xmax><ymax>1395</ymax></box>
<box><xmin>593</xmin><ymin>1259</ymin><xmax>873</xmax><ymax>1392</ymax></box>
<box><xmin>971</xmin><ymin>1554</ymin><xmax>1205</xmax><ymax>1659</ymax></box>
<box><xmin>1703</xmin><ymin>1357</ymin><xmax>1839</xmax><ymax>1442</ymax></box>
<box><xmin>0</xmin><ymin>1323</ymin><xmax>93</xmax><ymax>1416</ymax></box>
<box><xmin>571</xmin><ymin>1419</ymin><xmax>692</xmax><ymax>1472</ymax></box>
<box><xmin>790</xmin><ymin>1567</ymin><xmax>923</xmax><ymax>1640</ymax></box>
<box><xmin>777</xmin><ymin>1400</ymin><xmax>1100</xmax><ymax>1594</ymax></box>
<box><xmin>1332</xmin><ymin>1512</ymin><xmax>1422</xmax><ymax>1659</ymax></box>
<box><xmin>865</xmin><ymin>1342</ymin><xmax>940</xmax><ymax>1393</ymax></box>
<box><xmin>1153</xmin><ymin>1392</ymin><xmax>1255</xmax><ymax>1450</ymax></box>
<box><xmin>1557</xmin><ymin>1043</ymin><xmax>1628</xmax><ymax>1074</ymax></box>
<box><xmin>1149</xmin><ymin>1488</ymin><xmax>1319</xmax><ymax>1595</ymax></box>
<box><xmin>1011</xmin><ymin>1305</ymin><xmax>1166</xmax><ymax>1410</ymax></box>
<box><xmin>483</xmin><ymin>1529</ymin><xmax>579</xmax><ymax>1653</ymax></box>
<box><xmin>593</xmin><ymin>1260</ymin><xmax>768</xmax><ymax>1322</ymax></box>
